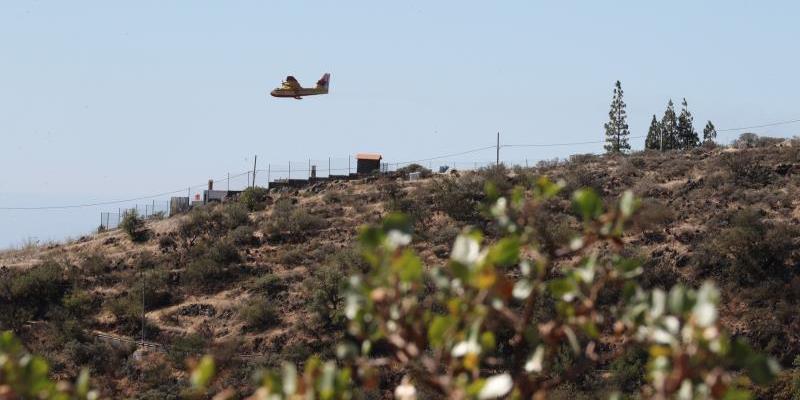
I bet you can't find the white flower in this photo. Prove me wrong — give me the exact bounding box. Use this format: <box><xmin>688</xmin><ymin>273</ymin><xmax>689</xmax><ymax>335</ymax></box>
<box><xmin>385</xmin><ymin>230</ymin><xmax>412</xmax><ymax>250</ymax></box>
<box><xmin>394</xmin><ymin>377</ymin><xmax>417</xmax><ymax>400</ymax></box>
<box><xmin>451</xmin><ymin>340</ymin><xmax>481</xmax><ymax>357</ymax></box>
<box><xmin>478</xmin><ymin>373</ymin><xmax>513</xmax><ymax>399</ymax></box>
<box><xmin>451</xmin><ymin>235</ymin><xmax>480</xmax><ymax>266</ymax></box>
<box><xmin>524</xmin><ymin>346</ymin><xmax>545</xmax><ymax>373</ymax></box>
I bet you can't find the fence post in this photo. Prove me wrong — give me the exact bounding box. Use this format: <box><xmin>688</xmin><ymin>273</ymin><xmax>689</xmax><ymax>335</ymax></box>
<box><xmin>496</xmin><ymin>131</ymin><xmax>500</xmax><ymax>166</ymax></box>
<box><xmin>252</xmin><ymin>155</ymin><xmax>258</xmax><ymax>188</ymax></box>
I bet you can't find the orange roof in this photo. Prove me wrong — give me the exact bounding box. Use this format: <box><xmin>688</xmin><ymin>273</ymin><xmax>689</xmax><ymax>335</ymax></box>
<box><xmin>356</xmin><ymin>153</ymin><xmax>382</xmax><ymax>161</ymax></box>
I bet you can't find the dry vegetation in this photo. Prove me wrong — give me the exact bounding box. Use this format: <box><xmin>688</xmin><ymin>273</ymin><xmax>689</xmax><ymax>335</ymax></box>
<box><xmin>2</xmin><ymin>139</ymin><xmax>800</xmax><ymax>398</ymax></box>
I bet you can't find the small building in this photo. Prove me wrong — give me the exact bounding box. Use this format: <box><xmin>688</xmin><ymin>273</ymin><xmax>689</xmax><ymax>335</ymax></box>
<box><xmin>356</xmin><ymin>153</ymin><xmax>382</xmax><ymax>175</ymax></box>
<box><xmin>201</xmin><ymin>179</ymin><xmax>241</xmax><ymax>204</ymax></box>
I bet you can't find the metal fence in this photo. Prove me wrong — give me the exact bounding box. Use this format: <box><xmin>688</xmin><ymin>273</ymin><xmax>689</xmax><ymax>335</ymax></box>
<box><xmin>100</xmin><ymin>201</ymin><xmax>170</xmax><ymax>230</ymax></box>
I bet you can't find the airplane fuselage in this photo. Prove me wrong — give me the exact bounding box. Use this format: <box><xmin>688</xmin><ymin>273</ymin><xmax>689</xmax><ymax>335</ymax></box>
<box><xmin>270</xmin><ymin>87</ymin><xmax>328</xmax><ymax>98</ymax></box>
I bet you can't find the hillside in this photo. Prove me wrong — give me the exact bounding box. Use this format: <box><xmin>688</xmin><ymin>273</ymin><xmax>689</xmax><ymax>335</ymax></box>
<box><xmin>2</xmin><ymin>139</ymin><xmax>800</xmax><ymax>398</ymax></box>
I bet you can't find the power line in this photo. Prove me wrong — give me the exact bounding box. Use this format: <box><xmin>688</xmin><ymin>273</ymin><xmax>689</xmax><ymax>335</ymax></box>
<box><xmin>716</xmin><ymin>118</ymin><xmax>800</xmax><ymax>132</ymax></box>
<box><xmin>0</xmin><ymin>171</ymin><xmax>250</xmax><ymax>211</ymax></box>
<box><xmin>503</xmin><ymin>135</ymin><xmax>646</xmax><ymax>148</ymax></box>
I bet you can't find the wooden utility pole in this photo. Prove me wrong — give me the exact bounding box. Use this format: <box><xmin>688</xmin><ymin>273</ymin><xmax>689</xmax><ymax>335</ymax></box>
<box><xmin>288</xmin><ymin>161</ymin><xmax>291</xmax><ymax>180</ymax></box>
<box><xmin>227</xmin><ymin>172</ymin><xmax>230</xmax><ymax>192</ymax></box>
<box><xmin>496</xmin><ymin>132</ymin><xmax>500</xmax><ymax>166</ymax></box>
<box><xmin>328</xmin><ymin>157</ymin><xmax>331</xmax><ymax>177</ymax></box>
<box><xmin>252</xmin><ymin>155</ymin><xmax>258</xmax><ymax>188</ymax></box>
<box><xmin>267</xmin><ymin>164</ymin><xmax>271</xmax><ymax>188</ymax></box>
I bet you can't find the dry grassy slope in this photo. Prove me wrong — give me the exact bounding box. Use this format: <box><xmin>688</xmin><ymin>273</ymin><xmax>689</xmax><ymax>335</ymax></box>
<box><xmin>2</xmin><ymin>143</ymin><xmax>800</xmax><ymax>396</ymax></box>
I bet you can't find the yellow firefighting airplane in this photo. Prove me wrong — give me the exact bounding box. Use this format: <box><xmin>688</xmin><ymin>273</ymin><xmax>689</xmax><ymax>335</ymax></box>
<box><xmin>270</xmin><ymin>73</ymin><xmax>330</xmax><ymax>99</ymax></box>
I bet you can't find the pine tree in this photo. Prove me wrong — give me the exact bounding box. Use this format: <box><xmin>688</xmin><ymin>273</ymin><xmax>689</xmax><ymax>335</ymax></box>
<box><xmin>604</xmin><ymin>81</ymin><xmax>631</xmax><ymax>154</ymax></box>
<box><xmin>645</xmin><ymin>115</ymin><xmax>661</xmax><ymax>150</ymax></box>
<box><xmin>703</xmin><ymin>120</ymin><xmax>717</xmax><ymax>144</ymax></box>
<box><xmin>676</xmin><ymin>98</ymin><xmax>699</xmax><ymax>149</ymax></box>
<box><xmin>660</xmin><ymin>99</ymin><xmax>678</xmax><ymax>150</ymax></box>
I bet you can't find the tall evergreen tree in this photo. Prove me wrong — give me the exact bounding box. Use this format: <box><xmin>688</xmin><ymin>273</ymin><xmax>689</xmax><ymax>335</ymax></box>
<box><xmin>676</xmin><ymin>98</ymin><xmax>699</xmax><ymax>149</ymax></box>
<box><xmin>604</xmin><ymin>80</ymin><xmax>631</xmax><ymax>154</ymax></box>
<box><xmin>645</xmin><ymin>115</ymin><xmax>662</xmax><ymax>150</ymax></box>
<box><xmin>703</xmin><ymin>120</ymin><xmax>717</xmax><ymax>144</ymax></box>
<box><xmin>660</xmin><ymin>99</ymin><xmax>679</xmax><ymax>150</ymax></box>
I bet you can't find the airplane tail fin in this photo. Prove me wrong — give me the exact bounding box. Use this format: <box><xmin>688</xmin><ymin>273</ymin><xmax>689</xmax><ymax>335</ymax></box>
<box><xmin>316</xmin><ymin>73</ymin><xmax>331</xmax><ymax>91</ymax></box>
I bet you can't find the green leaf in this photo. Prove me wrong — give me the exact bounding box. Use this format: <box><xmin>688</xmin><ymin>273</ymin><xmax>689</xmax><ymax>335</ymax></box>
<box><xmin>393</xmin><ymin>250</ymin><xmax>423</xmax><ymax>283</ymax></box>
<box><xmin>548</xmin><ymin>278</ymin><xmax>577</xmax><ymax>301</ymax></box>
<box><xmin>745</xmin><ymin>354</ymin><xmax>779</xmax><ymax>385</ymax></box>
<box><xmin>722</xmin><ymin>388</ymin><xmax>753</xmax><ymax>400</ymax></box>
<box><xmin>282</xmin><ymin>362</ymin><xmax>298</xmax><ymax>395</ymax></box>
<box><xmin>480</xmin><ymin>331</ymin><xmax>496</xmax><ymax>351</ymax></box>
<box><xmin>572</xmin><ymin>189</ymin><xmax>603</xmax><ymax>222</ymax></box>
<box><xmin>486</xmin><ymin>237</ymin><xmax>519</xmax><ymax>267</ymax></box>
<box><xmin>190</xmin><ymin>355</ymin><xmax>215</xmax><ymax>389</ymax></box>
<box><xmin>382</xmin><ymin>213</ymin><xmax>412</xmax><ymax>234</ymax></box>
<box><xmin>428</xmin><ymin>316</ymin><xmax>455</xmax><ymax>348</ymax></box>
<box><xmin>619</xmin><ymin>190</ymin><xmax>638</xmax><ymax>218</ymax></box>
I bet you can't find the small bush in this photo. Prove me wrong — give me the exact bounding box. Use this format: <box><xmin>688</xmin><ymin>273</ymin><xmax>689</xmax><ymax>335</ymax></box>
<box><xmin>208</xmin><ymin>240</ymin><xmax>241</xmax><ymax>265</ymax></box>
<box><xmin>183</xmin><ymin>258</ymin><xmax>231</xmax><ymax>288</ymax></box>
<box><xmin>120</xmin><ymin>211</ymin><xmax>148</xmax><ymax>242</ymax></box>
<box><xmin>223</xmin><ymin>203</ymin><xmax>251</xmax><ymax>227</ymax></box>
<box><xmin>239</xmin><ymin>187</ymin><xmax>270</xmax><ymax>211</ymax></box>
<box><xmin>158</xmin><ymin>234</ymin><xmax>177</xmax><ymax>251</ymax></box>
<box><xmin>227</xmin><ymin>225</ymin><xmax>258</xmax><ymax>246</ymax></box>
<box><xmin>323</xmin><ymin>190</ymin><xmax>343</xmax><ymax>204</ymax></box>
<box><xmin>303</xmin><ymin>248</ymin><xmax>365</xmax><ymax>330</ymax></box>
<box><xmin>694</xmin><ymin>208</ymin><xmax>798</xmax><ymax>285</ymax></box>
<box><xmin>396</xmin><ymin>163</ymin><xmax>432</xmax><ymax>178</ymax></box>
<box><xmin>609</xmin><ymin>347</ymin><xmax>648</xmax><ymax>393</ymax></box>
<box><xmin>250</xmin><ymin>273</ymin><xmax>288</xmax><ymax>297</ymax></box>
<box><xmin>430</xmin><ymin>175</ymin><xmax>485</xmax><ymax>224</ymax></box>
<box><xmin>734</xmin><ymin>132</ymin><xmax>785</xmax><ymax>149</ymax></box>
<box><xmin>721</xmin><ymin>152</ymin><xmax>772</xmax><ymax>188</ymax></box>
<box><xmin>0</xmin><ymin>260</ymin><xmax>66</xmax><ymax>328</ymax></box>
<box><xmin>263</xmin><ymin>199</ymin><xmax>327</xmax><ymax>239</ymax></box>
<box><xmin>239</xmin><ymin>295</ymin><xmax>280</xmax><ymax>331</ymax></box>
<box><xmin>80</xmin><ymin>252</ymin><xmax>111</xmax><ymax>276</ymax></box>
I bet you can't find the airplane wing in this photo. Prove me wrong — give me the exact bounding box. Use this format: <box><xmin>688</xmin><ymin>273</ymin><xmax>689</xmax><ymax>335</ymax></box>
<box><xmin>283</xmin><ymin>76</ymin><xmax>302</xmax><ymax>90</ymax></box>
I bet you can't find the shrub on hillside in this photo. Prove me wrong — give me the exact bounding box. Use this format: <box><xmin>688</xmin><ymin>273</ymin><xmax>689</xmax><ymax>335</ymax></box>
<box><xmin>304</xmin><ymin>264</ymin><xmax>349</xmax><ymax>330</ymax></box>
<box><xmin>304</xmin><ymin>248</ymin><xmax>367</xmax><ymax>330</ymax></box>
<box><xmin>239</xmin><ymin>295</ymin><xmax>280</xmax><ymax>331</ymax></box>
<box><xmin>721</xmin><ymin>151</ymin><xmax>773</xmax><ymax>188</ymax></box>
<box><xmin>249</xmin><ymin>273</ymin><xmax>288</xmax><ymax>298</ymax></box>
<box><xmin>79</xmin><ymin>251</ymin><xmax>111</xmax><ymax>276</ymax></box>
<box><xmin>429</xmin><ymin>175</ymin><xmax>485</xmax><ymax>224</ymax></box>
<box><xmin>239</xmin><ymin>186</ymin><xmax>270</xmax><ymax>211</ymax></box>
<box><xmin>396</xmin><ymin>163</ymin><xmax>432</xmax><ymax>178</ymax></box>
<box><xmin>734</xmin><ymin>132</ymin><xmax>785</xmax><ymax>149</ymax></box>
<box><xmin>262</xmin><ymin>198</ymin><xmax>326</xmax><ymax>239</ymax></box>
<box><xmin>0</xmin><ymin>260</ymin><xmax>66</xmax><ymax>329</ymax></box>
<box><xmin>183</xmin><ymin>258</ymin><xmax>231</xmax><ymax>289</ymax></box>
<box><xmin>694</xmin><ymin>208</ymin><xmax>798</xmax><ymax>285</ymax></box>
<box><xmin>227</xmin><ymin>225</ymin><xmax>258</xmax><ymax>246</ymax></box>
<box><xmin>120</xmin><ymin>211</ymin><xmax>148</xmax><ymax>242</ymax></box>
<box><xmin>178</xmin><ymin>204</ymin><xmax>250</xmax><ymax>246</ymax></box>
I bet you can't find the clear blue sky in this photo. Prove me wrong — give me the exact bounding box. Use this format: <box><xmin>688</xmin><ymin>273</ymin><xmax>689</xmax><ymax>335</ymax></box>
<box><xmin>2</xmin><ymin>1</ymin><xmax>800</xmax><ymax>247</ymax></box>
